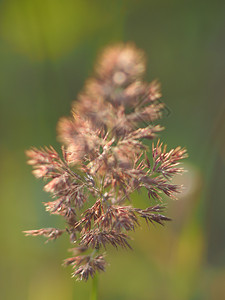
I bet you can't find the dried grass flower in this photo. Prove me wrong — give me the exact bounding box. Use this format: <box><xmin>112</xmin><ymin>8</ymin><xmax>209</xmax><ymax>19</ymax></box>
<box><xmin>24</xmin><ymin>43</ymin><xmax>187</xmax><ymax>281</ymax></box>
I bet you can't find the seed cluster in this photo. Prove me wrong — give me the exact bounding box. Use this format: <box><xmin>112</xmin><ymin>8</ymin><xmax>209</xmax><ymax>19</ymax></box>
<box><xmin>24</xmin><ymin>43</ymin><xmax>187</xmax><ymax>281</ymax></box>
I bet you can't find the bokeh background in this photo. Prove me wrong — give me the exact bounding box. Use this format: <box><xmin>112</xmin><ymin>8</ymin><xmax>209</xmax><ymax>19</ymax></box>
<box><xmin>1</xmin><ymin>0</ymin><xmax>225</xmax><ymax>299</ymax></box>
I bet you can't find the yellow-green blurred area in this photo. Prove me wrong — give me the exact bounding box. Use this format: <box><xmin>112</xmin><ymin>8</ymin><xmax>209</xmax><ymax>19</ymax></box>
<box><xmin>0</xmin><ymin>0</ymin><xmax>225</xmax><ymax>299</ymax></box>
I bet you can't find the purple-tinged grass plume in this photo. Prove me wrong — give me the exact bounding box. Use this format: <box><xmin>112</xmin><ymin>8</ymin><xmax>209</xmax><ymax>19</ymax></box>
<box><xmin>24</xmin><ymin>43</ymin><xmax>187</xmax><ymax>281</ymax></box>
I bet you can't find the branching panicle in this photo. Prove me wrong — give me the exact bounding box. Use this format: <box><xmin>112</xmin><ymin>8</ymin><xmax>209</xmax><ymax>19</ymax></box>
<box><xmin>25</xmin><ymin>43</ymin><xmax>187</xmax><ymax>281</ymax></box>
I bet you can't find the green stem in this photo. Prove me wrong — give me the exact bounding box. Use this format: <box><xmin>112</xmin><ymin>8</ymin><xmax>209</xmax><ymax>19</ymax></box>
<box><xmin>90</xmin><ymin>272</ymin><xmax>98</xmax><ymax>300</ymax></box>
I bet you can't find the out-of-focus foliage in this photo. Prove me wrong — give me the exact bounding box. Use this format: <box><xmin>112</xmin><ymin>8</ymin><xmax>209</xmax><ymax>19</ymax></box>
<box><xmin>0</xmin><ymin>0</ymin><xmax>225</xmax><ymax>299</ymax></box>
<box><xmin>0</xmin><ymin>0</ymin><xmax>124</xmax><ymax>60</ymax></box>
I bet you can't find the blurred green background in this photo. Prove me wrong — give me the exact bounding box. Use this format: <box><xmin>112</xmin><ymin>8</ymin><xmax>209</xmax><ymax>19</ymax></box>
<box><xmin>1</xmin><ymin>0</ymin><xmax>225</xmax><ymax>299</ymax></box>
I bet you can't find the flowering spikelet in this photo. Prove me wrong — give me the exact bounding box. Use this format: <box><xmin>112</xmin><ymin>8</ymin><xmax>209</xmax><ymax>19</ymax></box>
<box><xmin>24</xmin><ymin>228</ymin><xmax>65</xmax><ymax>242</ymax></box>
<box><xmin>24</xmin><ymin>43</ymin><xmax>187</xmax><ymax>281</ymax></box>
